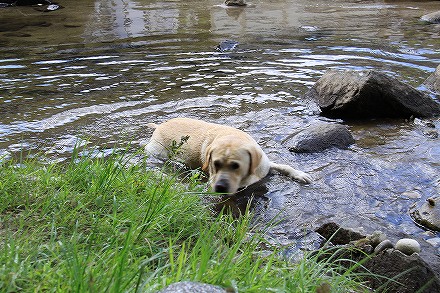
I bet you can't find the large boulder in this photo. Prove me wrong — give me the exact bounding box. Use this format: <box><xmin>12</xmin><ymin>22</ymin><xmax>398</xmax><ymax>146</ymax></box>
<box><xmin>423</xmin><ymin>64</ymin><xmax>440</xmax><ymax>95</ymax></box>
<box><xmin>364</xmin><ymin>249</ymin><xmax>440</xmax><ymax>293</ymax></box>
<box><xmin>315</xmin><ymin>223</ymin><xmax>440</xmax><ymax>293</ymax></box>
<box><xmin>304</xmin><ymin>70</ymin><xmax>440</xmax><ymax>119</ymax></box>
<box><xmin>421</xmin><ymin>11</ymin><xmax>440</xmax><ymax>24</ymax></box>
<box><xmin>288</xmin><ymin>122</ymin><xmax>355</xmax><ymax>153</ymax></box>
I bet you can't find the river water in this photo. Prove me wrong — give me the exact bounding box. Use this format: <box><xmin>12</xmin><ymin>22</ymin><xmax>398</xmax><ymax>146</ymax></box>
<box><xmin>1</xmin><ymin>0</ymin><xmax>439</xmax><ymax>259</ymax></box>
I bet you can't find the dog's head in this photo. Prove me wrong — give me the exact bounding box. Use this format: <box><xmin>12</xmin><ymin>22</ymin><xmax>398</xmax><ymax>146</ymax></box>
<box><xmin>202</xmin><ymin>136</ymin><xmax>261</xmax><ymax>194</ymax></box>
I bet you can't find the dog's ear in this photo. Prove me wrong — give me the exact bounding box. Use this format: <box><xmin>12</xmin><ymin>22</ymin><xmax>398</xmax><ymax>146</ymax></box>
<box><xmin>246</xmin><ymin>147</ymin><xmax>262</xmax><ymax>175</ymax></box>
<box><xmin>202</xmin><ymin>147</ymin><xmax>212</xmax><ymax>172</ymax></box>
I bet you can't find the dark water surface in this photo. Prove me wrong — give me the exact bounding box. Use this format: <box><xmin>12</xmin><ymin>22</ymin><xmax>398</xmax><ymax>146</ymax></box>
<box><xmin>1</xmin><ymin>0</ymin><xmax>440</xmax><ymax>258</ymax></box>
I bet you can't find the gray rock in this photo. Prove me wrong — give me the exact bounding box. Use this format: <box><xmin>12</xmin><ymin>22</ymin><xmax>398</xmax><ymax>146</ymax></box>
<box><xmin>423</xmin><ymin>64</ymin><xmax>440</xmax><ymax>95</ymax></box>
<box><xmin>158</xmin><ymin>281</ymin><xmax>228</xmax><ymax>293</ymax></box>
<box><xmin>366</xmin><ymin>231</ymin><xmax>387</xmax><ymax>247</ymax></box>
<box><xmin>315</xmin><ymin>222</ymin><xmax>365</xmax><ymax>245</ymax></box>
<box><xmin>410</xmin><ymin>197</ymin><xmax>440</xmax><ymax>231</ymax></box>
<box><xmin>364</xmin><ymin>249</ymin><xmax>440</xmax><ymax>293</ymax></box>
<box><xmin>304</xmin><ymin>70</ymin><xmax>440</xmax><ymax>119</ymax></box>
<box><xmin>421</xmin><ymin>11</ymin><xmax>440</xmax><ymax>24</ymax></box>
<box><xmin>224</xmin><ymin>0</ymin><xmax>246</xmax><ymax>7</ymax></box>
<box><xmin>374</xmin><ymin>239</ymin><xmax>394</xmax><ymax>253</ymax></box>
<box><xmin>425</xmin><ymin>237</ymin><xmax>440</xmax><ymax>247</ymax></box>
<box><xmin>288</xmin><ymin>122</ymin><xmax>354</xmax><ymax>153</ymax></box>
<box><xmin>395</xmin><ymin>238</ymin><xmax>421</xmax><ymax>255</ymax></box>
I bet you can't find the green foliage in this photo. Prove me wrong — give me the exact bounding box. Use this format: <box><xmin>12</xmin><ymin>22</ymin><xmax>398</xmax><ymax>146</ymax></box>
<box><xmin>167</xmin><ymin>135</ymin><xmax>190</xmax><ymax>161</ymax></box>
<box><xmin>0</xmin><ymin>147</ymin><xmax>369</xmax><ymax>292</ymax></box>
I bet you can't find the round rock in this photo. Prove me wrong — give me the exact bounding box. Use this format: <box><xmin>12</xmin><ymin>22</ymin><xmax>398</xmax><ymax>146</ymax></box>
<box><xmin>395</xmin><ymin>238</ymin><xmax>421</xmax><ymax>255</ymax></box>
<box><xmin>288</xmin><ymin>122</ymin><xmax>354</xmax><ymax>153</ymax></box>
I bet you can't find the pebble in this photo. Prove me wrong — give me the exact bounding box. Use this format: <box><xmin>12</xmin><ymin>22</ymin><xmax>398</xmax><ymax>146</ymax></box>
<box><xmin>374</xmin><ymin>239</ymin><xmax>394</xmax><ymax>253</ymax></box>
<box><xmin>395</xmin><ymin>238</ymin><xmax>421</xmax><ymax>255</ymax></box>
<box><xmin>367</xmin><ymin>231</ymin><xmax>387</xmax><ymax>247</ymax></box>
<box><xmin>401</xmin><ymin>191</ymin><xmax>422</xmax><ymax>199</ymax></box>
<box><xmin>425</xmin><ymin>237</ymin><xmax>440</xmax><ymax>247</ymax></box>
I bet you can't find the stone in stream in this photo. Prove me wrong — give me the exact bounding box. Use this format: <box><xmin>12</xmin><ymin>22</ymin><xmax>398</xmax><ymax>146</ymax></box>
<box><xmin>216</xmin><ymin>40</ymin><xmax>240</xmax><ymax>52</ymax></box>
<box><xmin>410</xmin><ymin>197</ymin><xmax>440</xmax><ymax>232</ymax></box>
<box><xmin>423</xmin><ymin>64</ymin><xmax>440</xmax><ymax>95</ymax></box>
<box><xmin>224</xmin><ymin>0</ymin><xmax>247</xmax><ymax>7</ymax></box>
<box><xmin>0</xmin><ymin>0</ymin><xmax>62</xmax><ymax>11</ymax></box>
<box><xmin>287</xmin><ymin>122</ymin><xmax>355</xmax><ymax>153</ymax></box>
<box><xmin>421</xmin><ymin>11</ymin><xmax>440</xmax><ymax>24</ymax></box>
<box><xmin>304</xmin><ymin>70</ymin><xmax>440</xmax><ymax>119</ymax></box>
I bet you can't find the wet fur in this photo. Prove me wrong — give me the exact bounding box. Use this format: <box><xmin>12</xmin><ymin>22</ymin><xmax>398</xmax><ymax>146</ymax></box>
<box><xmin>144</xmin><ymin>118</ymin><xmax>312</xmax><ymax>194</ymax></box>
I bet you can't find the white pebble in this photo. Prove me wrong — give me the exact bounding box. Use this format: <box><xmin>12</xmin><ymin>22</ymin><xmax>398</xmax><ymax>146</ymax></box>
<box><xmin>395</xmin><ymin>238</ymin><xmax>421</xmax><ymax>255</ymax></box>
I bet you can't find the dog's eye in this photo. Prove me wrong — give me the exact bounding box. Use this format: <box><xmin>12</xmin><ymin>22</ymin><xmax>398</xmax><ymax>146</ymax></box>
<box><xmin>230</xmin><ymin>162</ymin><xmax>240</xmax><ymax>170</ymax></box>
<box><xmin>213</xmin><ymin>160</ymin><xmax>222</xmax><ymax>170</ymax></box>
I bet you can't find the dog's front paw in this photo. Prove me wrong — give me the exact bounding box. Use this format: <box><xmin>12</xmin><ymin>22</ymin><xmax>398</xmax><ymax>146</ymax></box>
<box><xmin>295</xmin><ymin>171</ymin><xmax>312</xmax><ymax>184</ymax></box>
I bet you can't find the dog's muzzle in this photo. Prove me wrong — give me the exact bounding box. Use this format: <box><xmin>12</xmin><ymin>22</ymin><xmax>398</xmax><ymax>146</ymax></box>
<box><xmin>214</xmin><ymin>178</ymin><xmax>230</xmax><ymax>193</ymax></box>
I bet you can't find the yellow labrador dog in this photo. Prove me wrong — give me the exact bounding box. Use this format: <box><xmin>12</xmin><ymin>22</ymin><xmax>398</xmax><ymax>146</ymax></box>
<box><xmin>144</xmin><ymin>118</ymin><xmax>312</xmax><ymax>194</ymax></box>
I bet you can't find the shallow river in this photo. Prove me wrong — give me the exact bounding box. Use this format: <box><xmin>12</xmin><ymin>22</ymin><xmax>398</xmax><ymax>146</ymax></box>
<box><xmin>1</xmin><ymin>0</ymin><xmax>439</xmax><ymax>259</ymax></box>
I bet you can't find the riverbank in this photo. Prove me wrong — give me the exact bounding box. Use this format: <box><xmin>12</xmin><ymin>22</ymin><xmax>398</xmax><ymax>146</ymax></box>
<box><xmin>0</xmin><ymin>148</ymin><xmax>370</xmax><ymax>292</ymax></box>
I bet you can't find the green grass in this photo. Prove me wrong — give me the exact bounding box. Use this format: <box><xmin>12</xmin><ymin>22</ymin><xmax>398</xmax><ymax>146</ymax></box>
<box><xmin>0</xmin><ymin>148</ymin><xmax>371</xmax><ymax>292</ymax></box>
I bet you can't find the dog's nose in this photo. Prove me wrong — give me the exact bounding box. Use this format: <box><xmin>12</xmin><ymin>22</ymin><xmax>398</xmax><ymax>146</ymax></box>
<box><xmin>214</xmin><ymin>179</ymin><xmax>230</xmax><ymax>193</ymax></box>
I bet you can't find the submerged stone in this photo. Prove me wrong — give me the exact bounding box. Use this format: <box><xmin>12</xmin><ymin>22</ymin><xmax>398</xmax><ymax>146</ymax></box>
<box><xmin>225</xmin><ymin>0</ymin><xmax>247</xmax><ymax>7</ymax></box>
<box><xmin>288</xmin><ymin>122</ymin><xmax>354</xmax><ymax>153</ymax></box>
<box><xmin>216</xmin><ymin>40</ymin><xmax>239</xmax><ymax>52</ymax></box>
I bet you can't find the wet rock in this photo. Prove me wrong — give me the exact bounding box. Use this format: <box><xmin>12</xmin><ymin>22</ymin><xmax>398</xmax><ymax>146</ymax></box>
<box><xmin>410</xmin><ymin>197</ymin><xmax>440</xmax><ymax>231</ymax></box>
<box><xmin>216</xmin><ymin>40</ymin><xmax>239</xmax><ymax>52</ymax></box>
<box><xmin>395</xmin><ymin>238</ymin><xmax>421</xmax><ymax>255</ymax></box>
<box><xmin>374</xmin><ymin>239</ymin><xmax>394</xmax><ymax>253</ymax></box>
<box><xmin>363</xmin><ymin>249</ymin><xmax>440</xmax><ymax>293</ymax></box>
<box><xmin>287</xmin><ymin>122</ymin><xmax>354</xmax><ymax>153</ymax></box>
<box><xmin>412</xmin><ymin>117</ymin><xmax>438</xmax><ymax>139</ymax></box>
<box><xmin>224</xmin><ymin>0</ymin><xmax>247</xmax><ymax>7</ymax></box>
<box><xmin>423</xmin><ymin>130</ymin><xmax>439</xmax><ymax>139</ymax></box>
<box><xmin>158</xmin><ymin>281</ymin><xmax>228</xmax><ymax>293</ymax></box>
<box><xmin>0</xmin><ymin>0</ymin><xmax>61</xmax><ymax>10</ymax></box>
<box><xmin>366</xmin><ymin>231</ymin><xmax>387</xmax><ymax>247</ymax></box>
<box><xmin>413</xmin><ymin>117</ymin><xmax>436</xmax><ymax>128</ymax></box>
<box><xmin>315</xmin><ymin>222</ymin><xmax>365</xmax><ymax>245</ymax></box>
<box><xmin>314</xmin><ymin>223</ymin><xmax>440</xmax><ymax>292</ymax></box>
<box><xmin>423</xmin><ymin>64</ymin><xmax>440</xmax><ymax>95</ymax></box>
<box><xmin>421</xmin><ymin>11</ymin><xmax>440</xmax><ymax>24</ymax></box>
<box><xmin>304</xmin><ymin>70</ymin><xmax>440</xmax><ymax>119</ymax></box>
<box><xmin>402</xmin><ymin>190</ymin><xmax>422</xmax><ymax>199</ymax></box>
